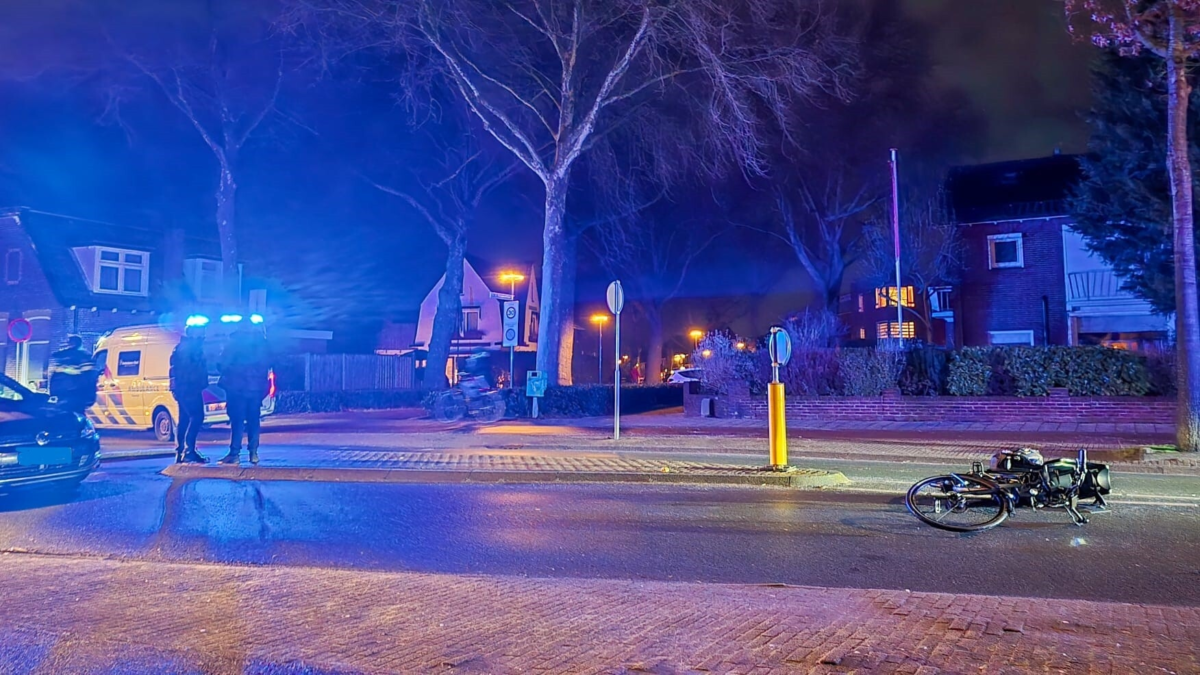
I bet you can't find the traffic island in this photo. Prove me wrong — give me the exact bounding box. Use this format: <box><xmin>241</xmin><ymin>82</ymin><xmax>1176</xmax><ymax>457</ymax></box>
<box><xmin>160</xmin><ymin>455</ymin><xmax>849</xmax><ymax>489</ymax></box>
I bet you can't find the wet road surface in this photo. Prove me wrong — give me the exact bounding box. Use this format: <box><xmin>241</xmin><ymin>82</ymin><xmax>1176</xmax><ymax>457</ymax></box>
<box><xmin>0</xmin><ymin>457</ymin><xmax>1197</xmax><ymax>606</ymax></box>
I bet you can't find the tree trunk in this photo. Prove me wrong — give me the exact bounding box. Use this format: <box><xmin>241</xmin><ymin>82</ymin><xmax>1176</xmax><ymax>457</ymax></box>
<box><xmin>645</xmin><ymin>305</ymin><xmax>664</xmax><ymax>385</ymax></box>
<box><xmin>216</xmin><ymin>161</ymin><xmax>240</xmax><ymax>302</ymax></box>
<box><xmin>424</xmin><ymin>233</ymin><xmax>467</xmax><ymax>390</ymax></box>
<box><xmin>536</xmin><ymin>180</ymin><xmax>573</xmax><ymax>384</ymax></box>
<box><xmin>1167</xmin><ymin>42</ymin><xmax>1200</xmax><ymax>451</ymax></box>
<box><xmin>558</xmin><ymin>230</ymin><xmax>578</xmax><ymax>385</ymax></box>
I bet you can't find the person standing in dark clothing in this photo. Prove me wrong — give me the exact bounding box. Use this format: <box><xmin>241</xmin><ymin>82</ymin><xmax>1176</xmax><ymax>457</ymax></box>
<box><xmin>170</xmin><ymin>325</ymin><xmax>210</xmax><ymax>464</ymax></box>
<box><xmin>218</xmin><ymin>321</ymin><xmax>270</xmax><ymax>466</ymax></box>
<box><xmin>48</xmin><ymin>335</ymin><xmax>97</xmax><ymax>415</ymax></box>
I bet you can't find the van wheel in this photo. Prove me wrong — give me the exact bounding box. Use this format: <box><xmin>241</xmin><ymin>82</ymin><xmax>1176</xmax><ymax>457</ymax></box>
<box><xmin>153</xmin><ymin>408</ymin><xmax>175</xmax><ymax>443</ymax></box>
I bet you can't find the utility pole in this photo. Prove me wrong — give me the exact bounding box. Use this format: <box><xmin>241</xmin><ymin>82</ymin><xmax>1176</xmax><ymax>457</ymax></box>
<box><xmin>890</xmin><ymin>148</ymin><xmax>903</xmax><ymax>345</ymax></box>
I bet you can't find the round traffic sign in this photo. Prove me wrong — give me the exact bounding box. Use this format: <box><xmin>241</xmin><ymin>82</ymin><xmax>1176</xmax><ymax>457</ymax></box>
<box><xmin>505</xmin><ymin>328</ymin><xmax>517</xmax><ymax>342</ymax></box>
<box><xmin>505</xmin><ymin>305</ymin><xmax>518</xmax><ymax>320</ymax></box>
<box><xmin>7</xmin><ymin>318</ymin><xmax>32</xmax><ymax>343</ymax></box>
<box><xmin>767</xmin><ymin>327</ymin><xmax>792</xmax><ymax>367</ymax></box>
<box><xmin>606</xmin><ymin>280</ymin><xmax>625</xmax><ymax>315</ymax></box>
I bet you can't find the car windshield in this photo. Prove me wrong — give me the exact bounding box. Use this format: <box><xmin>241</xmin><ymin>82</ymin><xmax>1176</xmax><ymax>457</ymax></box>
<box><xmin>0</xmin><ymin>376</ymin><xmax>29</xmax><ymax>403</ymax></box>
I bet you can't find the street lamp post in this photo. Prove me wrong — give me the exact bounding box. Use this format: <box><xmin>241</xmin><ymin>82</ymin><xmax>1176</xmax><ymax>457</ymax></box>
<box><xmin>499</xmin><ymin>271</ymin><xmax>525</xmax><ymax>387</ymax></box>
<box><xmin>689</xmin><ymin>329</ymin><xmax>704</xmax><ymax>352</ymax></box>
<box><xmin>590</xmin><ymin>314</ymin><xmax>609</xmax><ymax>383</ymax></box>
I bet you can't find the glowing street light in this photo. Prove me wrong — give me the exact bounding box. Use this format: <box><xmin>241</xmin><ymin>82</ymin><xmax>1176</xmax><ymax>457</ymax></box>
<box><xmin>736</xmin><ymin>341</ymin><xmax>746</xmax><ymax>351</ymax></box>
<box><xmin>499</xmin><ymin>271</ymin><xmax>526</xmax><ymax>387</ymax></box>
<box><xmin>689</xmin><ymin>329</ymin><xmax>704</xmax><ymax>350</ymax></box>
<box><xmin>701</xmin><ymin>349</ymin><xmax>712</xmax><ymax>358</ymax></box>
<box><xmin>591</xmin><ymin>313</ymin><xmax>609</xmax><ymax>383</ymax></box>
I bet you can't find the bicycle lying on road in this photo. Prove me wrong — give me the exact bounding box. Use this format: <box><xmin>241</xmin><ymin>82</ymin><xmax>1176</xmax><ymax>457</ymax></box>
<box><xmin>906</xmin><ymin>447</ymin><xmax>1112</xmax><ymax>532</ymax></box>
<box><xmin>432</xmin><ymin>378</ymin><xmax>505</xmax><ymax>424</ymax></box>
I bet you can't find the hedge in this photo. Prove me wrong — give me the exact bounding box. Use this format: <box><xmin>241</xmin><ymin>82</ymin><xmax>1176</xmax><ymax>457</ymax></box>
<box><xmin>510</xmin><ymin>385</ymin><xmax>682</xmax><ymax>418</ymax></box>
<box><xmin>703</xmin><ymin>343</ymin><xmax>1174</xmax><ymax>398</ymax></box>
<box><xmin>274</xmin><ymin>390</ymin><xmax>428</xmax><ymax>414</ymax></box>
<box><xmin>946</xmin><ymin>346</ymin><xmax>1167</xmax><ymax>397</ymax></box>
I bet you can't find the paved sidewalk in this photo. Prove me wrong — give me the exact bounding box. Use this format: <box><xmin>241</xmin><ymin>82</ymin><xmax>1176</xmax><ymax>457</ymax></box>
<box><xmin>162</xmin><ymin>449</ymin><xmax>850</xmax><ymax>488</ymax></box>
<box><xmin>0</xmin><ymin>552</ymin><xmax>1195</xmax><ymax>674</ymax></box>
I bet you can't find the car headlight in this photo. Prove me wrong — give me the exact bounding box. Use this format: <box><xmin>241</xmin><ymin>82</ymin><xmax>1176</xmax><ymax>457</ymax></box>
<box><xmin>77</xmin><ymin>414</ymin><xmax>98</xmax><ymax>439</ymax></box>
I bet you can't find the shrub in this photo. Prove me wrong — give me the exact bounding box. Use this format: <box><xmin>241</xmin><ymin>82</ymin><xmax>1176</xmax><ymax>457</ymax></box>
<box><xmin>839</xmin><ymin>347</ymin><xmax>904</xmax><ymax>396</ymax></box>
<box><xmin>519</xmin><ymin>385</ymin><xmax>682</xmax><ymax>418</ymax></box>
<box><xmin>946</xmin><ymin>346</ymin><xmax>1156</xmax><ymax>397</ymax></box>
<box><xmin>899</xmin><ymin>346</ymin><xmax>950</xmax><ymax>396</ymax></box>
<box><xmin>274</xmin><ymin>389</ymin><xmax>427</xmax><ymax>414</ymax></box>
<box><xmin>947</xmin><ymin>348</ymin><xmax>991</xmax><ymax>396</ymax></box>
<box><xmin>695</xmin><ymin>333</ymin><xmax>757</xmax><ymax>396</ymax></box>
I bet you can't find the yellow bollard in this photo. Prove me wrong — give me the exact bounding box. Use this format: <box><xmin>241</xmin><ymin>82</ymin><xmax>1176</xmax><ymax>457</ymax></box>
<box><xmin>768</xmin><ymin>381</ymin><xmax>787</xmax><ymax>469</ymax></box>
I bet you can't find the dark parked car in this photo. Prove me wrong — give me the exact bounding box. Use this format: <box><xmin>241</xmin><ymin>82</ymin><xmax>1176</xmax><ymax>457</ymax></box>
<box><xmin>0</xmin><ymin>374</ymin><xmax>100</xmax><ymax>494</ymax></box>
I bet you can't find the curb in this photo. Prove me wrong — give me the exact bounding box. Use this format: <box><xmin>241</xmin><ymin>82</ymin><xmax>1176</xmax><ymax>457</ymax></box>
<box><xmin>160</xmin><ymin>463</ymin><xmax>851</xmax><ymax>489</ymax></box>
<box><xmin>101</xmin><ymin>449</ymin><xmax>177</xmax><ymax>463</ymax></box>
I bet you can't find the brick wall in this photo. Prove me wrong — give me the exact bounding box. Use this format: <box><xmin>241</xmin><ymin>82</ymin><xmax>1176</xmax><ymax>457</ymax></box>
<box><xmin>959</xmin><ymin>217</ymin><xmax>1069</xmax><ymax>346</ymax></box>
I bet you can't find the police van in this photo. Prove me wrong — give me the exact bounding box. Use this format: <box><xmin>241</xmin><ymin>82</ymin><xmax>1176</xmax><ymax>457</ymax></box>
<box><xmin>91</xmin><ymin>320</ymin><xmax>276</xmax><ymax>442</ymax></box>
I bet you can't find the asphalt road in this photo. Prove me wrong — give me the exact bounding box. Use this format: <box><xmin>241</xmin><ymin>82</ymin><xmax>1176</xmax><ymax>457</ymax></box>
<box><xmin>1</xmin><ymin>458</ymin><xmax>1197</xmax><ymax>607</ymax></box>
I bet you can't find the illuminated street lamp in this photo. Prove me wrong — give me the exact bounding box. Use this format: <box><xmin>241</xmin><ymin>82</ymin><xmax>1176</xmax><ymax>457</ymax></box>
<box><xmin>736</xmin><ymin>341</ymin><xmax>746</xmax><ymax>351</ymax></box>
<box><xmin>689</xmin><ymin>329</ymin><xmax>703</xmax><ymax>351</ymax></box>
<box><xmin>591</xmin><ymin>314</ymin><xmax>609</xmax><ymax>383</ymax></box>
<box><xmin>701</xmin><ymin>349</ymin><xmax>712</xmax><ymax>359</ymax></box>
<box><xmin>499</xmin><ymin>271</ymin><xmax>526</xmax><ymax>387</ymax></box>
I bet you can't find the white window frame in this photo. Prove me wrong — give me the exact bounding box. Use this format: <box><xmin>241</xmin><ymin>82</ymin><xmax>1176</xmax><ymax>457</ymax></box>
<box><xmin>988</xmin><ymin>330</ymin><xmax>1035</xmax><ymax>346</ymax></box>
<box><xmin>987</xmin><ymin>233</ymin><xmax>1024</xmax><ymax>269</ymax></box>
<box><xmin>461</xmin><ymin>307</ymin><xmax>481</xmax><ymax>335</ymax></box>
<box><xmin>93</xmin><ymin>247</ymin><xmax>150</xmax><ymax>296</ymax></box>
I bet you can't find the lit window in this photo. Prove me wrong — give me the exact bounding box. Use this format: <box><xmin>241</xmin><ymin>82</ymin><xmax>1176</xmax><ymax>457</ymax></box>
<box><xmin>988</xmin><ymin>233</ymin><xmax>1024</xmax><ymax>269</ymax></box>
<box><xmin>857</xmin><ymin>294</ymin><xmax>864</xmax><ymax>313</ymax></box>
<box><xmin>93</xmin><ymin>247</ymin><xmax>149</xmax><ymax>296</ymax></box>
<box><xmin>876</xmin><ymin>321</ymin><xmax>915</xmax><ymax>339</ymax></box>
<box><xmin>874</xmin><ymin>286</ymin><xmax>914</xmax><ymax>309</ymax></box>
<box><xmin>858</xmin><ymin>328</ymin><xmax>866</xmax><ymax>340</ymax></box>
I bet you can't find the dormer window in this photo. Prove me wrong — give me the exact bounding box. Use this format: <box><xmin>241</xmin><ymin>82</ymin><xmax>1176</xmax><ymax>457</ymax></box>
<box><xmin>93</xmin><ymin>247</ymin><xmax>149</xmax><ymax>296</ymax></box>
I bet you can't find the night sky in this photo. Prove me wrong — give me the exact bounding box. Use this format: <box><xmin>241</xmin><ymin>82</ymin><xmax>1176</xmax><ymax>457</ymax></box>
<box><xmin>0</xmin><ymin>0</ymin><xmax>1098</xmax><ymax>344</ymax></box>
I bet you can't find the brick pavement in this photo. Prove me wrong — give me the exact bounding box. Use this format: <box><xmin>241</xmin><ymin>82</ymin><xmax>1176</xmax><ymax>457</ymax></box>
<box><xmin>0</xmin><ymin>552</ymin><xmax>1195</xmax><ymax>674</ymax></box>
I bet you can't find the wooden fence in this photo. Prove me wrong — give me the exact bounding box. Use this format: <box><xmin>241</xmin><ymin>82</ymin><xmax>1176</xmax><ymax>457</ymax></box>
<box><xmin>275</xmin><ymin>353</ymin><xmax>418</xmax><ymax>392</ymax></box>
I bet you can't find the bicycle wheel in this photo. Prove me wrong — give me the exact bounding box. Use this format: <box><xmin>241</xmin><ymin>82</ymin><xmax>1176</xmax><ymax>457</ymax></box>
<box><xmin>906</xmin><ymin>474</ymin><xmax>1009</xmax><ymax>532</ymax></box>
<box><xmin>475</xmin><ymin>392</ymin><xmax>505</xmax><ymax>423</ymax></box>
<box><xmin>433</xmin><ymin>392</ymin><xmax>467</xmax><ymax>423</ymax></box>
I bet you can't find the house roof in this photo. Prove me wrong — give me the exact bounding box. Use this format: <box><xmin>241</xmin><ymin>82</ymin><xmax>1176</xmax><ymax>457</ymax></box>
<box><xmin>3</xmin><ymin>207</ymin><xmax>220</xmax><ymax>311</ymax></box>
<box><xmin>946</xmin><ymin>154</ymin><xmax>1082</xmax><ymax>224</ymax></box>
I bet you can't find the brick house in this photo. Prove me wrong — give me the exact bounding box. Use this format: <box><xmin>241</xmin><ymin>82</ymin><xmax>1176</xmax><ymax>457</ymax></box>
<box><xmin>0</xmin><ymin>207</ymin><xmax>330</xmax><ymax>389</ymax></box>
<box><xmin>841</xmin><ymin>154</ymin><xmax>1170</xmax><ymax>349</ymax></box>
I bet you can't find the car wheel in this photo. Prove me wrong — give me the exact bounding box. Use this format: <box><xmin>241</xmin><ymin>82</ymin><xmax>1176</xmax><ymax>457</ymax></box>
<box><xmin>153</xmin><ymin>408</ymin><xmax>175</xmax><ymax>443</ymax></box>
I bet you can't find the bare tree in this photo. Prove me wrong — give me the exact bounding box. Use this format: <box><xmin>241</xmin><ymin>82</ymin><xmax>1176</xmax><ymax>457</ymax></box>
<box><xmin>1066</xmin><ymin>0</ymin><xmax>1200</xmax><ymax>451</ymax></box>
<box><xmin>112</xmin><ymin>1</ymin><xmax>292</xmax><ymax>300</ymax></box>
<box><xmin>286</xmin><ymin>0</ymin><xmax>852</xmax><ymax>384</ymax></box>
<box><xmin>588</xmin><ymin>197</ymin><xmax>725</xmax><ymax>385</ymax></box>
<box><xmin>363</xmin><ymin>129</ymin><xmax>518</xmax><ymax>390</ymax></box>
<box><xmin>862</xmin><ymin>191</ymin><xmax>962</xmax><ymax>341</ymax></box>
<box><xmin>772</xmin><ymin>172</ymin><xmax>876</xmax><ymax>313</ymax></box>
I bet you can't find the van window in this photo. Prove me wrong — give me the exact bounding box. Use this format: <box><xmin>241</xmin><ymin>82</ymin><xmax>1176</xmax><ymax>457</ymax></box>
<box><xmin>117</xmin><ymin>351</ymin><xmax>142</xmax><ymax>376</ymax></box>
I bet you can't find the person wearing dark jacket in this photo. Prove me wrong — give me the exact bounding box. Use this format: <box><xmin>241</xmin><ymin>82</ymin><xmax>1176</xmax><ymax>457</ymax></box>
<box><xmin>218</xmin><ymin>322</ymin><xmax>270</xmax><ymax>466</ymax></box>
<box><xmin>170</xmin><ymin>326</ymin><xmax>210</xmax><ymax>464</ymax></box>
<box><xmin>48</xmin><ymin>335</ymin><xmax>98</xmax><ymax>415</ymax></box>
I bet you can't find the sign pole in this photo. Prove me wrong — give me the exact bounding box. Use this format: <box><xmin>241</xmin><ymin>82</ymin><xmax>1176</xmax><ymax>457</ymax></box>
<box><xmin>509</xmin><ymin>280</ymin><xmax>516</xmax><ymax>388</ymax></box>
<box><xmin>606</xmin><ymin>281</ymin><xmax>625</xmax><ymax>441</ymax></box>
<box><xmin>767</xmin><ymin>327</ymin><xmax>793</xmax><ymax>471</ymax></box>
<box><xmin>613</xmin><ymin>310</ymin><xmax>620</xmax><ymax>439</ymax></box>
